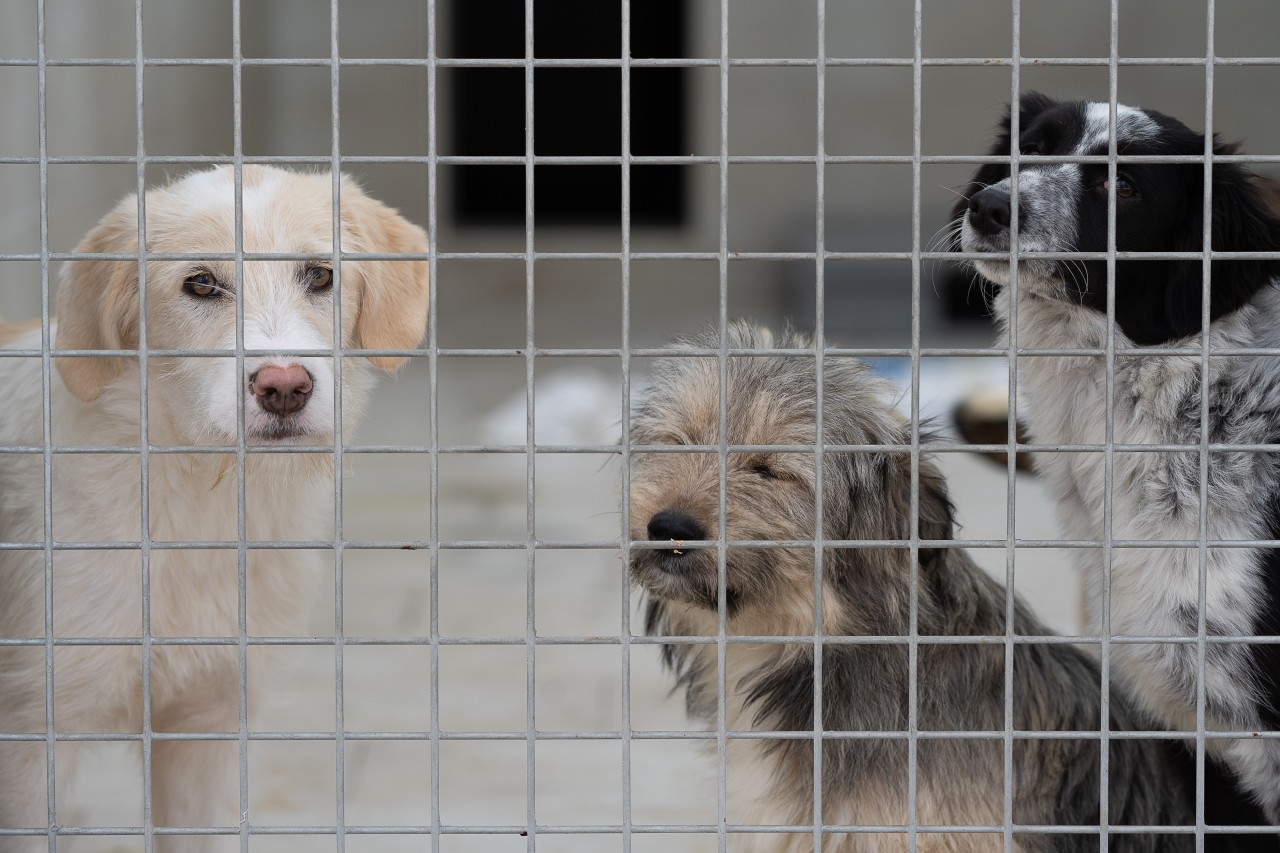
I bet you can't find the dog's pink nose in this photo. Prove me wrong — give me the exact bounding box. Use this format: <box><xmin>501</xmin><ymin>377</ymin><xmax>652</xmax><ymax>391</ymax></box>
<box><xmin>250</xmin><ymin>364</ymin><xmax>314</xmax><ymax>416</ymax></box>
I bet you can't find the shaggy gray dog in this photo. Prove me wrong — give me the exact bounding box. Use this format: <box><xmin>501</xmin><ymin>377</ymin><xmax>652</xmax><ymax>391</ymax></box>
<box><xmin>628</xmin><ymin>323</ymin><xmax>1197</xmax><ymax>853</ymax></box>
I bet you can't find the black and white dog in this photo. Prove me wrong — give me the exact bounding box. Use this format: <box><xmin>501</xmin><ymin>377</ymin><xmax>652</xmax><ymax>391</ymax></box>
<box><xmin>953</xmin><ymin>93</ymin><xmax>1280</xmax><ymax>830</ymax></box>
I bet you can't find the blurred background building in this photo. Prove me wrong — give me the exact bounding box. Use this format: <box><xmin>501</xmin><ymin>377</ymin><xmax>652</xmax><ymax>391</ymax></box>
<box><xmin>4</xmin><ymin>0</ymin><xmax>1279</xmax><ymax>345</ymax></box>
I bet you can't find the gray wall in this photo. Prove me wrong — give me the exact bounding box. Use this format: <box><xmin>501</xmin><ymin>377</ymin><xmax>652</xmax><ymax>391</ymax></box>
<box><xmin>3</xmin><ymin>0</ymin><xmax>1278</xmax><ymax>347</ymax></box>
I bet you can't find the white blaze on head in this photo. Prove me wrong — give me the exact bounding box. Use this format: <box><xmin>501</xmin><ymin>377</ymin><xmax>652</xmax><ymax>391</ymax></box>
<box><xmin>1080</xmin><ymin>102</ymin><xmax>1159</xmax><ymax>155</ymax></box>
<box><xmin>157</xmin><ymin>168</ymin><xmax>342</xmax><ymax>443</ymax></box>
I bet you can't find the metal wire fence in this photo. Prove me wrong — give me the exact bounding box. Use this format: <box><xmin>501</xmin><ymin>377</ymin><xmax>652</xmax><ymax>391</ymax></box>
<box><xmin>2</xmin><ymin>0</ymin><xmax>1280</xmax><ymax>851</ymax></box>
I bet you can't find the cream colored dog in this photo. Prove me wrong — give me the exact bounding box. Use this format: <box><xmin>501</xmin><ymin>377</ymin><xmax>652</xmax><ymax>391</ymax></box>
<box><xmin>0</xmin><ymin>166</ymin><xmax>429</xmax><ymax>851</ymax></box>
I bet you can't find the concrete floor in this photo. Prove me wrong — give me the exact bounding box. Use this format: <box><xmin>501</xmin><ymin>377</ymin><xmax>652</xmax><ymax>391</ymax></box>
<box><xmin>58</xmin><ymin>348</ymin><xmax>1080</xmax><ymax>853</ymax></box>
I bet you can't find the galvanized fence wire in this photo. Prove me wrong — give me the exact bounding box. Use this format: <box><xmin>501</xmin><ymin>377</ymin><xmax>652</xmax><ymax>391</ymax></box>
<box><xmin>1196</xmin><ymin>0</ymin><xmax>1218</xmax><ymax>841</ymax></box>
<box><xmin>3</xmin><ymin>0</ymin><xmax>1280</xmax><ymax>849</ymax></box>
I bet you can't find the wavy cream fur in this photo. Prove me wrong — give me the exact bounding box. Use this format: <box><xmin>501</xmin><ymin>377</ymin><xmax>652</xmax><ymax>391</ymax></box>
<box><xmin>0</xmin><ymin>166</ymin><xmax>428</xmax><ymax>851</ymax></box>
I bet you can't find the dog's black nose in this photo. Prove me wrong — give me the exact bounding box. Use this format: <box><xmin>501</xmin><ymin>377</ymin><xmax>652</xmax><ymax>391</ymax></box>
<box><xmin>967</xmin><ymin>187</ymin><xmax>1012</xmax><ymax>237</ymax></box>
<box><xmin>647</xmin><ymin>509</ymin><xmax>705</xmax><ymax>544</ymax></box>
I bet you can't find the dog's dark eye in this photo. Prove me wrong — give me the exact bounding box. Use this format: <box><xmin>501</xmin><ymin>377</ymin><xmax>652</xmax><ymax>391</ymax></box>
<box><xmin>1019</xmin><ymin>143</ymin><xmax>1041</xmax><ymax>156</ymax></box>
<box><xmin>182</xmin><ymin>272</ymin><xmax>220</xmax><ymax>299</ymax></box>
<box><xmin>305</xmin><ymin>266</ymin><xmax>333</xmax><ymax>293</ymax></box>
<box><xmin>1100</xmin><ymin>174</ymin><xmax>1138</xmax><ymax>199</ymax></box>
<box><xmin>749</xmin><ymin>461</ymin><xmax>777</xmax><ymax>480</ymax></box>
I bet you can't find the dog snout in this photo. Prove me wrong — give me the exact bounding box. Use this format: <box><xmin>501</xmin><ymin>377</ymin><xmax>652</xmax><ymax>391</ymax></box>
<box><xmin>647</xmin><ymin>509</ymin><xmax>706</xmax><ymax>544</ymax></box>
<box><xmin>250</xmin><ymin>364</ymin><xmax>314</xmax><ymax>416</ymax></box>
<box><xmin>967</xmin><ymin>187</ymin><xmax>1012</xmax><ymax>237</ymax></box>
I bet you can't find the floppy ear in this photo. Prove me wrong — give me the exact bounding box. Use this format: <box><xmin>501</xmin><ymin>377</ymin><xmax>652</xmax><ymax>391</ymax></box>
<box><xmin>1208</xmin><ymin>152</ymin><xmax>1280</xmax><ymax>313</ymax></box>
<box><xmin>55</xmin><ymin>199</ymin><xmax>141</xmax><ymax>403</ymax></box>
<box><xmin>342</xmin><ymin>184</ymin><xmax>430</xmax><ymax>372</ymax></box>
<box><xmin>1015</xmin><ymin>90</ymin><xmax>1059</xmax><ymax>134</ymax></box>
<box><xmin>908</xmin><ymin>458</ymin><xmax>956</xmax><ymax>568</ymax></box>
<box><xmin>1165</xmin><ymin>144</ymin><xmax>1280</xmax><ymax>336</ymax></box>
<box><xmin>880</xmin><ymin>451</ymin><xmax>956</xmax><ymax>570</ymax></box>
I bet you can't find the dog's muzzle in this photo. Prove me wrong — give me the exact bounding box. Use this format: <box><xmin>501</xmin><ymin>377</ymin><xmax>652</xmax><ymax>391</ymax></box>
<box><xmin>632</xmin><ymin>507</ymin><xmax>708</xmax><ymax>579</ymax></box>
<box><xmin>631</xmin><ymin>506</ymin><xmax>736</xmax><ymax>612</ymax></box>
<box><xmin>967</xmin><ymin>187</ymin><xmax>1012</xmax><ymax>240</ymax></box>
<box><xmin>647</xmin><ymin>508</ymin><xmax>705</xmax><ymax>548</ymax></box>
<box><xmin>250</xmin><ymin>364</ymin><xmax>314</xmax><ymax>417</ymax></box>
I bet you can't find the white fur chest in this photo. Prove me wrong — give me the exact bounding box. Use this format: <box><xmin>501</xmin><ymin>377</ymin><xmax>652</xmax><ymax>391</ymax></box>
<box><xmin>997</xmin><ymin>292</ymin><xmax>1268</xmax><ymax>724</ymax></box>
<box><xmin>0</xmin><ymin>346</ymin><xmax>330</xmax><ymax>700</ymax></box>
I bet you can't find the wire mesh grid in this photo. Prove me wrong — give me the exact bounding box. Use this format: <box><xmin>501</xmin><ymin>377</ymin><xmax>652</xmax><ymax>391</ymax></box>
<box><xmin>1</xmin><ymin>0</ymin><xmax>1280</xmax><ymax>850</ymax></box>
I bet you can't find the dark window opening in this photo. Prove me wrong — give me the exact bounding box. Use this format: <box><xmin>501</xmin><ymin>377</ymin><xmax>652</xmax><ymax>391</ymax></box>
<box><xmin>452</xmin><ymin>0</ymin><xmax>687</xmax><ymax>226</ymax></box>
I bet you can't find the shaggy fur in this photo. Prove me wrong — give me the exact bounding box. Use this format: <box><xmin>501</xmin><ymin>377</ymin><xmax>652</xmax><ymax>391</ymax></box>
<box><xmin>629</xmin><ymin>323</ymin><xmax>1199</xmax><ymax>853</ymax></box>
<box><xmin>952</xmin><ymin>94</ymin><xmax>1280</xmax><ymax>835</ymax></box>
<box><xmin>0</xmin><ymin>166</ymin><xmax>429</xmax><ymax>851</ymax></box>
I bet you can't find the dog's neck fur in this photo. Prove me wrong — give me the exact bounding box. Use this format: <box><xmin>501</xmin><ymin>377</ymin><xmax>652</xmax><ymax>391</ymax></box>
<box><xmin>60</xmin><ymin>362</ymin><xmax>339</xmax><ymax>533</ymax></box>
<box><xmin>0</xmin><ymin>328</ymin><xmax>342</xmax><ymax>641</ymax></box>
<box><xmin>994</xmin><ymin>280</ymin><xmax>1280</xmax><ymax>821</ymax></box>
<box><xmin>644</xmin><ymin>546</ymin><xmax>1118</xmax><ymax>852</ymax></box>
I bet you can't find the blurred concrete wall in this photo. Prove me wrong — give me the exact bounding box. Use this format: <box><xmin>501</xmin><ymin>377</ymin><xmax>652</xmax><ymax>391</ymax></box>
<box><xmin>2</xmin><ymin>0</ymin><xmax>1278</xmax><ymax>345</ymax></box>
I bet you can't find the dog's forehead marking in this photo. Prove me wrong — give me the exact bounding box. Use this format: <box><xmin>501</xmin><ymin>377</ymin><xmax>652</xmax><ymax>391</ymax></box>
<box><xmin>170</xmin><ymin>166</ymin><xmax>283</xmax><ymax>209</ymax></box>
<box><xmin>1077</xmin><ymin>101</ymin><xmax>1158</xmax><ymax>154</ymax></box>
<box><xmin>157</xmin><ymin>167</ymin><xmax>340</xmax><ymax>258</ymax></box>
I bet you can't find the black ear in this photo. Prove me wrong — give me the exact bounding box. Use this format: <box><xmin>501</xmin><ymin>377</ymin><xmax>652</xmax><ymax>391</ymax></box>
<box><xmin>1165</xmin><ymin>142</ymin><xmax>1280</xmax><ymax>336</ymax></box>
<box><xmin>1208</xmin><ymin>151</ymin><xmax>1280</xmax><ymax>313</ymax></box>
<box><xmin>1016</xmin><ymin>90</ymin><xmax>1059</xmax><ymax>131</ymax></box>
